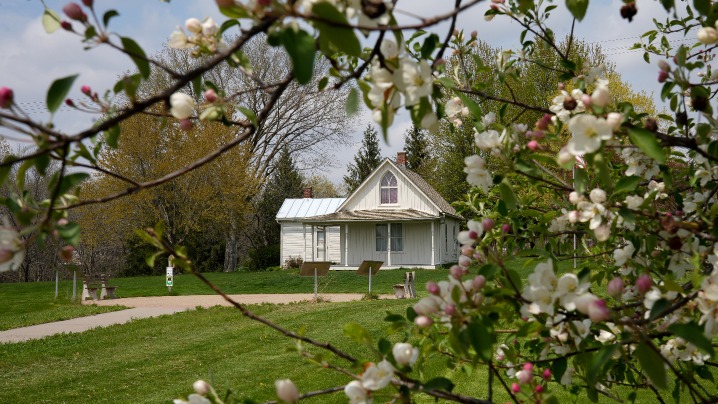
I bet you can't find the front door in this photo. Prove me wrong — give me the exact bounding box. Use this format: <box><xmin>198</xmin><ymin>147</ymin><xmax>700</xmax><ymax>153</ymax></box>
<box><xmin>316</xmin><ymin>228</ymin><xmax>325</xmax><ymax>261</ymax></box>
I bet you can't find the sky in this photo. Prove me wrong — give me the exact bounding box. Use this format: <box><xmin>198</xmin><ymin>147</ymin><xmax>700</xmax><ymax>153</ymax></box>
<box><xmin>0</xmin><ymin>0</ymin><xmax>683</xmax><ymax>184</ymax></box>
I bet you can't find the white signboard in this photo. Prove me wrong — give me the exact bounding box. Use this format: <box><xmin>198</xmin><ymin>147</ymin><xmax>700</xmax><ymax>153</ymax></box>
<box><xmin>166</xmin><ymin>267</ymin><xmax>174</xmax><ymax>287</ymax></box>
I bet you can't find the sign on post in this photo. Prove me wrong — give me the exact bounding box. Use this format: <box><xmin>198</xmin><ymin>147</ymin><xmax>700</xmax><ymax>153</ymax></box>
<box><xmin>357</xmin><ymin>260</ymin><xmax>383</xmax><ymax>294</ymax></box>
<box><xmin>299</xmin><ymin>261</ymin><xmax>331</xmax><ymax>299</ymax></box>
<box><xmin>166</xmin><ymin>255</ymin><xmax>174</xmax><ymax>292</ymax></box>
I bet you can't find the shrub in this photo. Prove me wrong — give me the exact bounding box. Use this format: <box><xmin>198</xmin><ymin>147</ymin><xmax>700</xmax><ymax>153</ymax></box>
<box><xmin>247</xmin><ymin>244</ymin><xmax>280</xmax><ymax>271</ymax></box>
<box><xmin>284</xmin><ymin>256</ymin><xmax>304</xmax><ymax>269</ymax></box>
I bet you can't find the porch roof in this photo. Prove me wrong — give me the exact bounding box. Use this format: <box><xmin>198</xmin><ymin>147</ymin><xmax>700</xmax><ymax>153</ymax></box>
<box><xmin>301</xmin><ymin>208</ymin><xmax>440</xmax><ymax>224</ymax></box>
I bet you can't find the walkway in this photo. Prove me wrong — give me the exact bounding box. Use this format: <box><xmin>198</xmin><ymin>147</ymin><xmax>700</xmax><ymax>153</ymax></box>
<box><xmin>0</xmin><ymin>293</ymin><xmax>379</xmax><ymax>344</ymax></box>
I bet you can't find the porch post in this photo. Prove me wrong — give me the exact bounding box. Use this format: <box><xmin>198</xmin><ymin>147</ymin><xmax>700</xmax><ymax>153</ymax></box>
<box><xmin>431</xmin><ymin>221</ymin><xmax>435</xmax><ymax>266</ymax></box>
<box><xmin>311</xmin><ymin>225</ymin><xmax>315</xmax><ymax>261</ymax></box>
<box><xmin>344</xmin><ymin>224</ymin><xmax>349</xmax><ymax>267</ymax></box>
<box><xmin>387</xmin><ymin>222</ymin><xmax>392</xmax><ymax>267</ymax></box>
<box><xmin>303</xmin><ymin>223</ymin><xmax>307</xmax><ymax>261</ymax></box>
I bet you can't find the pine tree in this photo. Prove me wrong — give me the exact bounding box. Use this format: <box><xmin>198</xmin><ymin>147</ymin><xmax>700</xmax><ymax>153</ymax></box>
<box><xmin>255</xmin><ymin>147</ymin><xmax>304</xmax><ymax>247</ymax></box>
<box><xmin>404</xmin><ymin>123</ymin><xmax>428</xmax><ymax>171</ymax></box>
<box><xmin>343</xmin><ymin>124</ymin><xmax>383</xmax><ymax>193</ymax></box>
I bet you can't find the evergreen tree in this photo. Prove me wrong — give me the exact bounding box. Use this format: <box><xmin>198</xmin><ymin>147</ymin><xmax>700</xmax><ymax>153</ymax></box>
<box><xmin>404</xmin><ymin>123</ymin><xmax>429</xmax><ymax>172</ymax></box>
<box><xmin>343</xmin><ymin>124</ymin><xmax>383</xmax><ymax>193</ymax></box>
<box><xmin>254</xmin><ymin>147</ymin><xmax>304</xmax><ymax>248</ymax></box>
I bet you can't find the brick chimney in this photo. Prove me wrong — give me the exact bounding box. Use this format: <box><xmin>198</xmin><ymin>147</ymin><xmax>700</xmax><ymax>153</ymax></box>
<box><xmin>396</xmin><ymin>151</ymin><xmax>407</xmax><ymax>167</ymax></box>
<box><xmin>303</xmin><ymin>187</ymin><xmax>313</xmax><ymax>198</ymax></box>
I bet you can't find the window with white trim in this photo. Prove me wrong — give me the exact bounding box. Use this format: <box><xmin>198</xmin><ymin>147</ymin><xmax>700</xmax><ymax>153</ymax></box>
<box><xmin>376</xmin><ymin>223</ymin><xmax>403</xmax><ymax>252</ymax></box>
<box><xmin>380</xmin><ymin>172</ymin><xmax>398</xmax><ymax>204</ymax></box>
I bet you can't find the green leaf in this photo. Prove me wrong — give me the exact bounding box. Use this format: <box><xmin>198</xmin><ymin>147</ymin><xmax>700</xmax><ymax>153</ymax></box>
<box><xmin>346</xmin><ymin>87</ymin><xmax>360</xmax><ymax>116</ymax></box>
<box><xmin>627</xmin><ymin>127</ymin><xmax>665</xmax><ymax>163</ymax></box>
<box><xmin>343</xmin><ymin>322</ymin><xmax>373</xmax><ymax>345</ymax></box>
<box><xmin>317</xmin><ymin>77</ymin><xmax>329</xmax><ymax>91</ymax></box>
<box><xmin>58</xmin><ymin>222</ymin><xmax>81</xmax><ymax>246</ymax></box>
<box><xmin>103</xmin><ymin>10</ymin><xmax>120</xmax><ymax>27</ymax></box>
<box><xmin>281</xmin><ymin>29</ymin><xmax>316</xmax><ymax>85</ymax></box>
<box><xmin>0</xmin><ymin>156</ymin><xmax>15</xmax><ymax>186</ymax></box>
<box><xmin>516</xmin><ymin>321</ymin><xmax>543</xmax><ymax>337</ymax></box>
<box><xmin>105</xmin><ymin>125</ymin><xmax>120</xmax><ymax>149</ymax></box>
<box><xmin>311</xmin><ymin>2</ymin><xmax>361</xmax><ymax>57</ymax></box>
<box><xmin>145</xmin><ymin>251</ymin><xmax>163</xmax><ymax>268</ymax></box>
<box><xmin>695</xmin><ymin>366</ymin><xmax>715</xmax><ymax>382</ymax></box>
<box><xmin>694</xmin><ymin>0</ymin><xmax>710</xmax><ymax>14</ymax></box>
<box><xmin>467</xmin><ymin>320</ymin><xmax>492</xmax><ymax>361</ymax></box>
<box><xmin>649</xmin><ymin>298</ymin><xmax>670</xmax><ymax>320</ymax></box>
<box><xmin>573</xmin><ymin>168</ymin><xmax>588</xmax><ymax>194</ymax></box>
<box><xmin>219</xmin><ymin>19</ymin><xmax>240</xmax><ymax>35</ymax></box>
<box><xmin>659</xmin><ymin>0</ymin><xmax>674</xmax><ymax>11</ymax></box>
<box><xmin>46</xmin><ymin>74</ymin><xmax>79</xmax><ymax>113</ymax></box>
<box><xmin>478</xmin><ymin>264</ymin><xmax>499</xmax><ymax>280</ymax></box>
<box><xmin>34</xmin><ymin>154</ymin><xmax>50</xmax><ymax>176</ymax></box>
<box><xmin>378</xmin><ymin>338</ymin><xmax>392</xmax><ymax>356</ymax></box>
<box><xmin>566</xmin><ymin>0</ymin><xmax>588</xmax><ymax>21</ymax></box>
<box><xmin>455</xmin><ymin>92</ymin><xmax>481</xmax><ymax>119</ymax></box>
<box><xmin>587</xmin><ymin>345</ymin><xmax>617</xmax><ymax>385</ymax></box>
<box><xmin>635</xmin><ymin>342</ymin><xmax>668</xmax><ymax>389</ymax></box>
<box><xmin>423</xmin><ymin>377</ymin><xmax>454</xmax><ymax>392</ymax></box>
<box><xmin>614</xmin><ymin>175</ymin><xmax>641</xmax><ymax>194</ymax></box>
<box><xmin>420</xmin><ymin>34</ymin><xmax>440</xmax><ymax>59</ymax></box>
<box><xmin>238</xmin><ymin>107</ymin><xmax>257</xmax><ymax>127</ymax></box>
<box><xmin>498</xmin><ymin>180</ymin><xmax>518</xmax><ymax>211</ymax></box>
<box><xmin>552</xmin><ymin>357</ymin><xmax>567</xmax><ymax>383</ymax></box>
<box><xmin>120</xmin><ymin>36</ymin><xmax>150</xmax><ymax>79</ymax></box>
<box><xmin>58</xmin><ymin>172</ymin><xmax>90</xmax><ymax>195</ymax></box>
<box><xmin>668</xmin><ymin>323</ymin><xmax>714</xmax><ymax>356</ymax></box>
<box><xmin>42</xmin><ymin>9</ymin><xmax>62</xmax><ymax>33</ymax></box>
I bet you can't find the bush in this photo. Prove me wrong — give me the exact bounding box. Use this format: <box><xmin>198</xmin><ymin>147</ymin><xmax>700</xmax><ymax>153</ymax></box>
<box><xmin>247</xmin><ymin>244</ymin><xmax>280</xmax><ymax>271</ymax></box>
<box><xmin>284</xmin><ymin>256</ymin><xmax>304</xmax><ymax>269</ymax></box>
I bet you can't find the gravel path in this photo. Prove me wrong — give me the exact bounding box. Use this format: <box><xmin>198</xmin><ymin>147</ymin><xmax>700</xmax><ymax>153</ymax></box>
<box><xmin>0</xmin><ymin>293</ymin><xmax>390</xmax><ymax>344</ymax></box>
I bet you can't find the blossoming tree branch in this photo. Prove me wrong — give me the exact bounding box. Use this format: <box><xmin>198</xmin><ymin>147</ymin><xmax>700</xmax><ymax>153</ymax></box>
<box><xmin>0</xmin><ymin>0</ymin><xmax>717</xmax><ymax>402</ymax></box>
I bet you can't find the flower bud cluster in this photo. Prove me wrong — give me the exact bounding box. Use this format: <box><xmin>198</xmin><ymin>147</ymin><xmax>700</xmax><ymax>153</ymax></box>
<box><xmin>413</xmin><ymin>272</ymin><xmax>487</xmax><ymax>329</ymax></box>
<box><xmin>169</xmin><ymin>17</ymin><xmax>226</xmax><ymax>57</ymax></box>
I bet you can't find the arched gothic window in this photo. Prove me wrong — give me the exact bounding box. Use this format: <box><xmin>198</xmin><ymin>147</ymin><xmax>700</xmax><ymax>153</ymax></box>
<box><xmin>380</xmin><ymin>172</ymin><xmax>398</xmax><ymax>204</ymax></box>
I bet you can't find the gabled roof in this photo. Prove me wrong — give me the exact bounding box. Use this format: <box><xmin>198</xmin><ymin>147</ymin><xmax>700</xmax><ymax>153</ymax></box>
<box><xmin>276</xmin><ymin>198</ymin><xmax>346</xmax><ymax>220</ymax></box>
<box><xmin>338</xmin><ymin>158</ymin><xmax>461</xmax><ymax>219</ymax></box>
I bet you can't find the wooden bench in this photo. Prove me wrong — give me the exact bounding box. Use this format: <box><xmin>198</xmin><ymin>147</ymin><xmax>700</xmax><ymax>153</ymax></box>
<box><xmin>82</xmin><ymin>274</ymin><xmax>118</xmax><ymax>301</ymax></box>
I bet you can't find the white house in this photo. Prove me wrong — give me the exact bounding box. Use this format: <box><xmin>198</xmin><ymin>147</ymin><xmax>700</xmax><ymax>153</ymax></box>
<box><xmin>275</xmin><ymin>152</ymin><xmax>463</xmax><ymax>269</ymax></box>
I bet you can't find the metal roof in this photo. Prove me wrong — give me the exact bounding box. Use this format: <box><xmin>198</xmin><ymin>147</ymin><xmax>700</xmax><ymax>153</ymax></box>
<box><xmin>302</xmin><ymin>209</ymin><xmax>440</xmax><ymax>223</ymax></box>
<box><xmin>276</xmin><ymin>198</ymin><xmax>346</xmax><ymax>220</ymax></box>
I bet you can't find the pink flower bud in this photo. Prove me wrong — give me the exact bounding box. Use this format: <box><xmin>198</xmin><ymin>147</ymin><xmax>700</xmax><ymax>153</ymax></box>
<box><xmin>193</xmin><ymin>380</ymin><xmax>210</xmax><ymax>395</ymax></box>
<box><xmin>415</xmin><ymin>315</ymin><xmax>433</xmax><ymax>328</ymax></box>
<box><xmin>81</xmin><ymin>0</ymin><xmax>93</xmax><ymax>7</ymax></box>
<box><xmin>426</xmin><ymin>281</ymin><xmax>440</xmax><ymax>295</ymax></box>
<box><xmin>275</xmin><ymin>379</ymin><xmax>299</xmax><ymax>403</ymax></box>
<box><xmin>636</xmin><ymin>274</ymin><xmax>652</xmax><ymax>295</ymax></box>
<box><xmin>58</xmin><ymin>218</ymin><xmax>69</xmax><ymax>226</ymax></box>
<box><xmin>472</xmin><ymin>275</ymin><xmax>486</xmax><ymax>290</ymax></box>
<box><xmin>444</xmin><ymin>304</ymin><xmax>456</xmax><ymax>316</ymax></box>
<box><xmin>204</xmin><ymin>89</ymin><xmax>218</xmax><ymax>103</ymax></box>
<box><xmin>61</xmin><ymin>21</ymin><xmax>74</xmax><ymax>31</ymax></box>
<box><xmin>517</xmin><ymin>369</ymin><xmax>532</xmax><ymax>384</ymax></box>
<box><xmin>581</xmin><ymin>94</ymin><xmax>592</xmax><ymax>108</ymax></box>
<box><xmin>557</xmin><ymin>82</ymin><xmax>565</xmax><ymax>90</ymax></box>
<box><xmin>435</xmin><ymin>58</ymin><xmax>446</xmax><ymax>66</ymax></box>
<box><xmin>527</xmin><ymin>140</ymin><xmax>539</xmax><ymax>151</ymax></box>
<box><xmin>468</xmin><ymin>230</ymin><xmax>479</xmax><ymax>239</ymax></box>
<box><xmin>658</xmin><ymin>70</ymin><xmax>669</xmax><ymax>83</ymax></box>
<box><xmin>461</xmin><ymin>245</ymin><xmax>475</xmax><ymax>257</ymax></box>
<box><xmin>535</xmin><ymin>385</ymin><xmax>544</xmax><ymax>393</ymax></box>
<box><xmin>658</xmin><ymin>60</ymin><xmax>670</xmax><ymax>72</ymax></box>
<box><xmin>607</xmin><ymin>277</ymin><xmax>624</xmax><ymax>299</ymax></box>
<box><xmin>0</xmin><ymin>87</ymin><xmax>14</xmax><ymax>108</ymax></box>
<box><xmin>471</xmin><ymin>30</ymin><xmax>478</xmax><ymax>38</ymax></box>
<box><xmin>65</xmin><ymin>98</ymin><xmax>74</xmax><ymax>107</ymax></box>
<box><xmin>542</xmin><ymin>369</ymin><xmax>551</xmax><ymax>380</ymax></box>
<box><xmin>523</xmin><ymin>363</ymin><xmax>533</xmax><ymax>372</ymax></box>
<box><xmin>216</xmin><ymin>0</ymin><xmax>235</xmax><ymax>7</ymax></box>
<box><xmin>458</xmin><ymin>254</ymin><xmax>472</xmax><ymax>268</ymax></box>
<box><xmin>511</xmin><ymin>382</ymin><xmax>520</xmax><ymax>393</ymax></box>
<box><xmin>501</xmin><ymin>223</ymin><xmax>511</xmax><ymax>233</ymax></box>
<box><xmin>60</xmin><ymin>245</ymin><xmax>74</xmax><ymax>262</ymax></box>
<box><xmin>179</xmin><ymin>119</ymin><xmax>193</xmax><ymax>131</ymax></box>
<box><xmin>450</xmin><ymin>265</ymin><xmax>464</xmax><ymax>279</ymax></box>
<box><xmin>414</xmin><ymin>296</ymin><xmax>440</xmax><ymax>315</ymax></box>
<box><xmin>0</xmin><ymin>248</ymin><xmax>14</xmax><ymax>264</ymax></box>
<box><xmin>482</xmin><ymin>218</ymin><xmax>494</xmax><ymax>231</ymax></box>
<box><xmin>453</xmin><ymin>29</ymin><xmax>460</xmax><ymax>37</ymax></box>
<box><xmin>81</xmin><ymin>85</ymin><xmax>92</xmax><ymax>96</ymax></box>
<box><xmin>63</xmin><ymin>3</ymin><xmax>87</xmax><ymax>22</ymax></box>
<box><xmin>588</xmin><ymin>299</ymin><xmax>611</xmax><ymax>322</ymax></box>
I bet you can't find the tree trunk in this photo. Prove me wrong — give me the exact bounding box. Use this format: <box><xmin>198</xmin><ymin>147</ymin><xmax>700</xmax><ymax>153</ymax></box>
<box><xmin>223</xmin><ymin>218</ymin><xmax>239</xmax><ymax>272</ymax></box>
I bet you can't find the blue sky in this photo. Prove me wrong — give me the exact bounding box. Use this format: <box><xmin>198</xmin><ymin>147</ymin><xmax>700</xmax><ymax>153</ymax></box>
<box><xmin>0</xmin><ymin>1</ymin><xmax>677</xmax><ymax>183</ymax></box>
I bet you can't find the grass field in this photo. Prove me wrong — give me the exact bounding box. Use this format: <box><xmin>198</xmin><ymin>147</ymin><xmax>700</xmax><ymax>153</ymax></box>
<box><xmin>0</xmin><ymin>299</ymin><xmax>664</xmax><ymax>403</ymax></box>
<box><xmin>0</xmin><ymin>257</ymin><xmax>581</xmax><ymax>331</ymax></box>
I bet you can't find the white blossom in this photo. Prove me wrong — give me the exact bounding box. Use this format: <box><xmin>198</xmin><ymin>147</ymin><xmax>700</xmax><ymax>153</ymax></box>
<box><xmin>393</xmin><ymin>59</ymin><xmax>432</xmax><ymax>106</ymax></box>
<box><xmin>392</xmin><ymin>343</ymin><xmax>419</xmax><ymax>366</ymax></box>
<box><xmin>613</xmin><ymin>241</ymin><xmax>635</xmax><ymax>267</ymax></box>
<box><xmin>474</xmin><ymin>129</ymin><xmax>502</xmax><ymax>150</ymax></box>
<box><xmin>464</xmin><ymin>155</ymin><xmax>492</xmax><ymax>192</ymax></box>
<box><xmin>567</xmin><ymin>114</ymin><xmax>612</xmax><ymax>155</ymax></box>
<box><xmin>169</xmin><ymin>92</ymin><xmax>195</xmax><ymax>120</ymax></box>
<box><xmin>361</xmin><ymin>360</ymin><xmax>395</xmax><ymax>391</ymax></box>
<box><xmin>344</xmin><ymin>380</ymin><xmax>371</xmax><ymax>404</ymax></box>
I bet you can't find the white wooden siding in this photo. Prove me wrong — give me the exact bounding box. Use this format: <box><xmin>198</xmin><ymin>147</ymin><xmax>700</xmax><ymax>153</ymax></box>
<box><xmin>341</xmin><ymin>222</ymin><xmax>433</xmax><ymax>266</ymax></box>
<box><xmin>344</xmin><ymin>167</ymin><xmax>440</xmax><ymax>214</ymax></box>
<box><xmin>280</xmin><ymin>222</ymin><xmax>341</xmax><ymax>265</ymax></box>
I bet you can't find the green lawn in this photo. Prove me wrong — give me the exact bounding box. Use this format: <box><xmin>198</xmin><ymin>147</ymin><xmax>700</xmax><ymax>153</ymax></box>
<box><xmin>0</xmin><ymin>257</ymin><xmax>578</xmax><ymax>331</ymax></box>
<box><xmin>0</xmin><ymin>281</ymin><xmax>127</xmax><ymax>331</ymax></box>
<box><xmin>0</xmin><ymin>300</ymin><xmax>664</xmax><ymax>403</ymax></box>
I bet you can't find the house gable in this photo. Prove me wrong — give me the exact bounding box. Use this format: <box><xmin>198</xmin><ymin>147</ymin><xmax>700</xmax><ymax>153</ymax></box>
<box><xmin>338</xmin><ymin>159</ymin><xmax>452</xmax><ymax>217</ymax></box>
